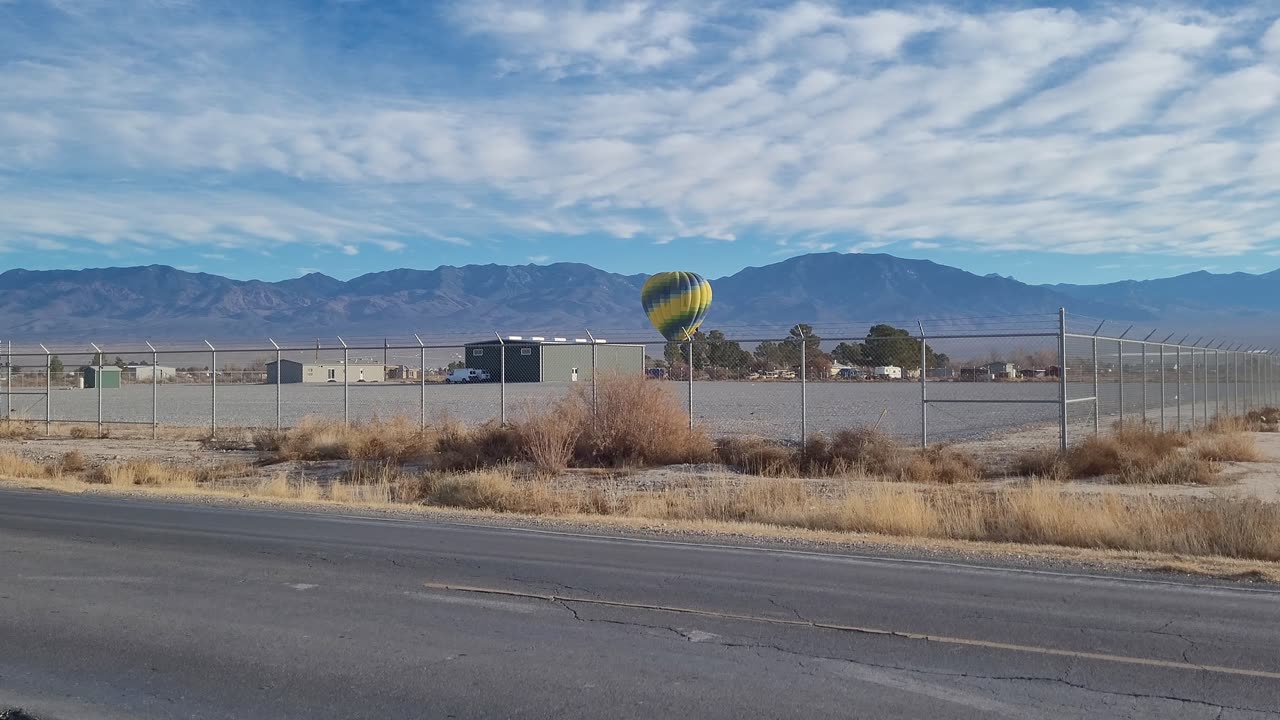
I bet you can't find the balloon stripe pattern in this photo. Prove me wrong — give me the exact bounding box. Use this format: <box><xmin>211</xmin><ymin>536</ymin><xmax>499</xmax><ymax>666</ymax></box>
<box><xmin>641</xmin><ymin>271</ymin><xmax>713</xmax><ymax>341</ymax></box>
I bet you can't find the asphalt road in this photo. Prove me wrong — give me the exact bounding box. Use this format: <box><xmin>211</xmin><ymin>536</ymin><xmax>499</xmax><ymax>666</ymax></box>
<box><xmin>1</xmin><ymin>489</ymin><xmax>1278</xmax><ymax>719</ymax></box>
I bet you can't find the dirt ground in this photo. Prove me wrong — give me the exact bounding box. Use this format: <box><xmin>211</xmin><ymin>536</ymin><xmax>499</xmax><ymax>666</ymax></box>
<box><xmin>2</xmin><ymin>430</ymin><xmax>1280</xmax><ymax>502</ymax></box>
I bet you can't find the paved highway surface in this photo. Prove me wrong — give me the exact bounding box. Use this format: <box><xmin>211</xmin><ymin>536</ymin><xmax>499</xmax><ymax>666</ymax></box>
<box><xmin>0</xmin><ymin>488</ymin><xmax>1277</xmax><ymax>719</ymax></box>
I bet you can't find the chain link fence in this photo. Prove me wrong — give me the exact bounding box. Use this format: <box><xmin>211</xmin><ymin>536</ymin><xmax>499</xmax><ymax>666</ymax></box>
<box><xmin>1</xmin><ymin>310</ymin><xmax>1276</xmax><ymax>449</ymax></box>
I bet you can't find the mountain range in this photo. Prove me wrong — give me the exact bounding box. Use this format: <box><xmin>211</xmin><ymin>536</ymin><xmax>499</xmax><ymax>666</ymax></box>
<box><xmin>0</xmin><ymin>253</ymin><xmax>1273</xmax><ymax>344</ymax></box>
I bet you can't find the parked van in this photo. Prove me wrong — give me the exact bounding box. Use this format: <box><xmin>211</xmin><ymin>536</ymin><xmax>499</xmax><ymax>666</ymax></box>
<box><xmin>445</xmin><ymin>368</ymin><xmax>491</xmax><ymax>384</ymax></box>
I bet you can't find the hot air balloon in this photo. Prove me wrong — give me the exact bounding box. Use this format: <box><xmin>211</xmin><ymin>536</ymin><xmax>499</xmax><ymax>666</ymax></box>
<box><xmin>641</xmin><ymin>271</ymin><xmax>713</xmax><ymax>341</ymax></box>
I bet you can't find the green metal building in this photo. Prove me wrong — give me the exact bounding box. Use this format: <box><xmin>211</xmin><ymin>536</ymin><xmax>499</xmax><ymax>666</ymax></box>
<box><xmin>83</xmin><ymin>365</ymin><xmax>122</xmax><ymax>389</ymax></box>
<box><xmin>463</xmin><ymin>338</ymin><xmax>644</xmax><ymax>383</ymax></box>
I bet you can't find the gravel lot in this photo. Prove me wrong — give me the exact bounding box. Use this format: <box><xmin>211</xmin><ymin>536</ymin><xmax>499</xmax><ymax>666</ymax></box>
<box><xmin>2</xmin><ymin>377</ymin><xmax>1238</xmax><ymax>444</ymax></box>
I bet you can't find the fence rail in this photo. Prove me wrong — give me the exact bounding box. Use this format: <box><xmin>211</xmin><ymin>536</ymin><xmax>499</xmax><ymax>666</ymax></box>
<box><xmin>1</xmin><ymin>309</ymin><xmax>1276</xmax><ymax>449</ymax></box>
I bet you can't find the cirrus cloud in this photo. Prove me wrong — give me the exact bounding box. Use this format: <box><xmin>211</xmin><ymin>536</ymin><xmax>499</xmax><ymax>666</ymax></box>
<box><xmin>0</xmin><ymin>0</ymin><xmax>1279</xmax><ymax>265</ymax></box>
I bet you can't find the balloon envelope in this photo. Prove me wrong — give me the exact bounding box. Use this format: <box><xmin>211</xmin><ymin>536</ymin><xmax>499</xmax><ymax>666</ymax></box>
<box><xmin>641</xmin><ymin>271</ymin><xmax>713</xmax><ymax>341</ymax></box>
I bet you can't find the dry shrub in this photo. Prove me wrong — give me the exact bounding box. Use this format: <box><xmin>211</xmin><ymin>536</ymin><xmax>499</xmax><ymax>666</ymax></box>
<box><xmin>259</xmin><ymin>417</ymin><xmax>436</xmax><ymax>463</ymax></box>
<box><xmin>574</xmin><ymin>373</ymin><xmax>714</xmax><ymax>466</ymax></box>
<box><xmin>0</xmin><ymin>421</ymin><xmax>38</xmax><ymax>440</ymax></box>
<box><xmin>1120</xmin><ymin>454</ymin><xmax>1220</xmax><ymax>485</ymax></box>
<box><xmin>68</xmin><ymin>426</ymin><xmax>92</xmax><ymax>439</ymax></box>
<box><xmin>717</xmin><ymin>430</ymin><xmax>980</xmax><ymax>484</ymax></box>
<box><xmin>1192</xmin><ymin>432</ymin><xmax>1261</xmax><ymax>463</ymax></box>
<box><xmin>803</xmin><ymin>429</ymin><xmax>902</xmax><ymax>475</ymax></box>
<box><xmin>194</xmin><ymin>461</ymin><xmax>253</xmax><ymax>484</ymax></box>
<box><xmin>1015</xmin><ymin>420</ymin><xmax>1259</xmax><ymax>485</ymax></box>
<box><xmin>434</xmin><ymin>420</ymin><xmax>521</xmax><ymax>471</ymax></box>
<box><xmin>86</xmin><ymin>459</ymin><xmax>196</xmax><ymax>487</ymax></box>
<box><xmin>716</xmin><ymin>436</ymin><xmax>798</xmax><ymax>476</ymax></box>
<box><xmin>253</xmin><ymin>472</ymin><xmax>323</xmax><ymax>501</ymax></box>
<box><xmin>512</xmin><ymin>399</ymin><xmax>588</xmax><ymax>474</ymax></box>
<box><xmin>424</xmin><ymin>470</ymin><xmax>581</xmax><ymax>514</ymax></box>
<box><xmin>0</xmin><ymin>452</ymin><xmax>46</xmax><ymax>478</ymax></box>
<box><xmin>42</xmin><ymin>450</ymin><xmax>87</xmax><ymax>477</ymax></box>
<box><xmin>1243</xmin><ymin>407</ymin><xmax>1280</xmax><ymax>432</ymax></box>
<box><xmin>1012</xmin><ymin>446</ymin><xmax>1069</xmax><ymax>480</ymax></box>
<box><xmin>916</xmin><ymin>445</ymin><xmax>984</xmax><ymax>484</ymax></box>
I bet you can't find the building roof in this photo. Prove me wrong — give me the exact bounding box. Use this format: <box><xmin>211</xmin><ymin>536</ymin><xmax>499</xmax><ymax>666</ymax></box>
<box><xmin>464</xmin><ymin>337</ymin><xmax>640</xmax><ymax>347</ymax></box>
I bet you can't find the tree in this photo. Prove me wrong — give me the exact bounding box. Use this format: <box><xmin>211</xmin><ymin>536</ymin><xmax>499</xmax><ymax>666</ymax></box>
<box><xmin>832</xmin><ymin>342</ymin><xmax>867</xmax><ymax>366</ymax></box>
<box><xmin>49</xmin><ymin>355</ymin><xmax>64</xmax><ymax>375</ymax></box>
<box><xmin>113</xmin><ymin>356</ymin><xmax>127</xmax><ymax>370</ymax></box>
<box><xmin>663</xmin><ymin>329</ymin><xmax>751</xmax><ymax>378</ymax></box>
<box><xmin>829</xmin><ymin>324</ymin><xmax>948</xmax><ymax>371</ymax></box>
<box><xmin>782</xmin><ymin>324</ymin><xmax>830</xmax><ymax>376</ymax></box>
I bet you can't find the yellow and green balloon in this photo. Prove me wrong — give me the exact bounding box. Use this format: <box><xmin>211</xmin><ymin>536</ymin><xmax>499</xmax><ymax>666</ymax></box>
<box><xmin>641</xmin><ymin>271</ymin><xmax>713</xmax><ymax>341</ymax></box>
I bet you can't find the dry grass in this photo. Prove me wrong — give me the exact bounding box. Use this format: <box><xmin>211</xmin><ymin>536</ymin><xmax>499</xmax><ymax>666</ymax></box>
<box><xmin>0</xmin><ymin>421</ymin><xmax>38</xmax><ymax>440</ymax></box>
<box><xmin>253</xmin><ymin>471</ymin><xmax>324</xmax><ymax>501</ymax></box>
<box><xmin>0</xmin><ymin>451</ymin><xmax>49</xmax><ymax>479</ymax></box>
<box><xmin>395</xmin><ymin>472</ymin><xmax>1280</xmax><ymax>562</ymax></box>
<box><xmin>717</xmin><ymin>430</ymin><xmax>982</xmax><ymax>484</ymax></box>
<box><xmin>85</xmin><ymin>458</ymin><xmax>198</xmax><ymax>487</ymax></box>
<box><xmin>1191</xmin><ymin>431</ymin><xmax>1262</xmax><ymax>463</ymax></box>
<box><xmin>1013</xmin><ymin>421</ymin><xmax>1227</xmax><ymax>484</ymax></box>
<box><xmin>254</xmin><ymin>416</ymin><xmax>437</xmax><ymax>463</ymax></box>
<box><xmin>4</xmin><ymin>445</ymin><xmax>1278</xmax><ymax>563</ymax></box>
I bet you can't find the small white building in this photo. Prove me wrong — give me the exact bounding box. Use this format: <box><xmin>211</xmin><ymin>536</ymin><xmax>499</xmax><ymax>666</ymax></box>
<box><xmin>266</xmin><ymin>360</ymin><xmax>386</xmax><ymax>384</ymax></box>
<box><xmin>126</xmin><ymin>365</ymin><xmax>176</xmax><ymax>382</ymax></box>
<box><xmin>873</xmin><ymin>365</ymin><xmax>903</xmax><ymax>380</ymax></box>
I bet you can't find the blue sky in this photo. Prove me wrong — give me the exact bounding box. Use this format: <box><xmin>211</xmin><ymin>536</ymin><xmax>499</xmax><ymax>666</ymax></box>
<box><xmin>3</xmin><ymin>0</ymin><xmax>1280</xmax><ymax>285</ymax></box>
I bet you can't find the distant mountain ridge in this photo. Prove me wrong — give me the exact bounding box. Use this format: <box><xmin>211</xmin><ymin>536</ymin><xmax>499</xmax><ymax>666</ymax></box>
<box><xmin>0</xmin><ymin>252</ymin><xmax>1270</xmax><ymax>343</ymax></box>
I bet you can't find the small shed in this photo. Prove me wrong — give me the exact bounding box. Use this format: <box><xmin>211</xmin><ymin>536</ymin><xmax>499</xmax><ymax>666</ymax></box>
<box><xmin>127</xmin><ymin>365</ymin><xmax>176</xmax><ymax>382</ymax></box>
<box><xmin>83</xmin><ymin>365</ymin><xmax>122</xmax><ymax>389</ymax></box>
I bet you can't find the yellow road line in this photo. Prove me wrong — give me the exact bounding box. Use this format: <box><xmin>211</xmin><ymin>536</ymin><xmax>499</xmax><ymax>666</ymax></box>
<box><xmin>422</xmin><ymin>582</ymin><xmax>1280</xmax><ymax>681</ymax></box>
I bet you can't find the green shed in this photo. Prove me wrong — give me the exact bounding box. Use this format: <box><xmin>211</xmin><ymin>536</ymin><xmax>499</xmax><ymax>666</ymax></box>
<box><xmin>464</xmin><ymin>338</ymin><xmax>644</xmax><ymax>383</ymax></box>
<box><xmin>83</xmin><ymin>366</ymin><xmax>122</xmax><ymax>389</ymax></box>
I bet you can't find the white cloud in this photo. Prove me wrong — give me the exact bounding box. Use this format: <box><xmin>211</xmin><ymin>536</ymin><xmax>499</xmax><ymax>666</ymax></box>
<box><xmin>4</xmin><ymin>1</ymin><xmax>1280</xmax><ymax>262</ymax></box>
<box><xmin>1262</xmin><ymin>19</ymin><xmax>1280</xmax><ymax>55</ymax></box>
<box><xmin>455</xmin><ymin>1</ymin><xmax>696</xmax><ymax>76</ymax></box>
<box><xmin>528</xmin><ymin>254</ymin><xmax>550</xmax><ymax>263</ymax></box>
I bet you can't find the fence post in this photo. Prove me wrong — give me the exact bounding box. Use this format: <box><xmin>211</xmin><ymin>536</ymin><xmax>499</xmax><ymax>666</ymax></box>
<box><xmin>1176</xmin><ymin>346</ymin><xmax>1182</xmax><ymax>431</ymax></box>
<box><xmin>146</xmin><ymin>341</ymin><xmax>158</xmax><ymax>440</ymax></box>
<box><xmin>684</xmin><ymin>328</ymin><xmax>694</xmax><ymax>431</ymax></box>
<box><xmin>1117</xmin><ymin>339</ymin><xmax>1124</xmax><ymax>425</ymax></box>
<box><xmin>495</xmin><ymin>332</ymin><xmax>507</xmax><ymax>426</ymax></box>
<box><xmin>4</xmin><ymin>339</ymin><xmax>10</xmax><ymax>422</ymax></box>
<box><xmin>414</xmin><ymin>334</ymin><xmax>426</xmax><ymax>430</ymax></box>
<box><xmin>1059</xmin><ymin>307</ymin><xmax>1070</xmax><ymax>448</ymax></box>
<box><xmin>1092</xmin><ymin>336</ymin><xmax>1099</xmax><ymax>435</ymax></box>
<box><xmin>1140</xmin><ymin>341</ymin><xmax>1147</xmax><ymax>422</ymax></box>
<box><xmin>91</xmin><ymin>342</ymin><xmax>104</xmax><ymax>437</ymax></box>
<box><xmin>204</xmin><ymin>340</ymin><xmax>216</xmax><ymax>436</ymax></box>
<box><xmin>336</xmin><ymin>337</ymin><xmax>349</xmax><ymax>425</ymax></box>
<box><xmin>1202</xmin><ymin>348</ymin><xmax>1209</xmax><ymax>426</ymax></box>
<box><xmin>1182</xmin><ymin>345</ymin><xmax>1192</xmax><ymax>427</ymax></box>
<box><xmin>585</xmin><ymin>329</ymin><xmax>598</xmax><ymax>415</ymax></box>
<box><xmin>39</xmin><ymin>343</ymin><xmax>50</xmax><ymax>436</ymax></box>
<box><xmin>269</xmin><ymin>339</ymin><xmax>281</xmax><ymax>431</ymax></box>
<box><xmin>920</xmin><ymin>320</ymin><xmax>929</xmax><ymax>450</ymax></box>
<box><xmin>1233</xmin><ymin>349</ymin><xmax>1239</xmax><ymax>416</ymax></box>
<box><xmin>800</xmin><ymin>327</ymin><xmax>808</xmax><ymax>446</ymax></box>
<box><xmin>1159</xmin><ymin>344</ymin><xmax>1165</xmax><ymax>431</ymax></box>
<box><xmin>1215</xmin><ymin>349</ymin><xmax>1221</xmax><ymax>420</ymax></box>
